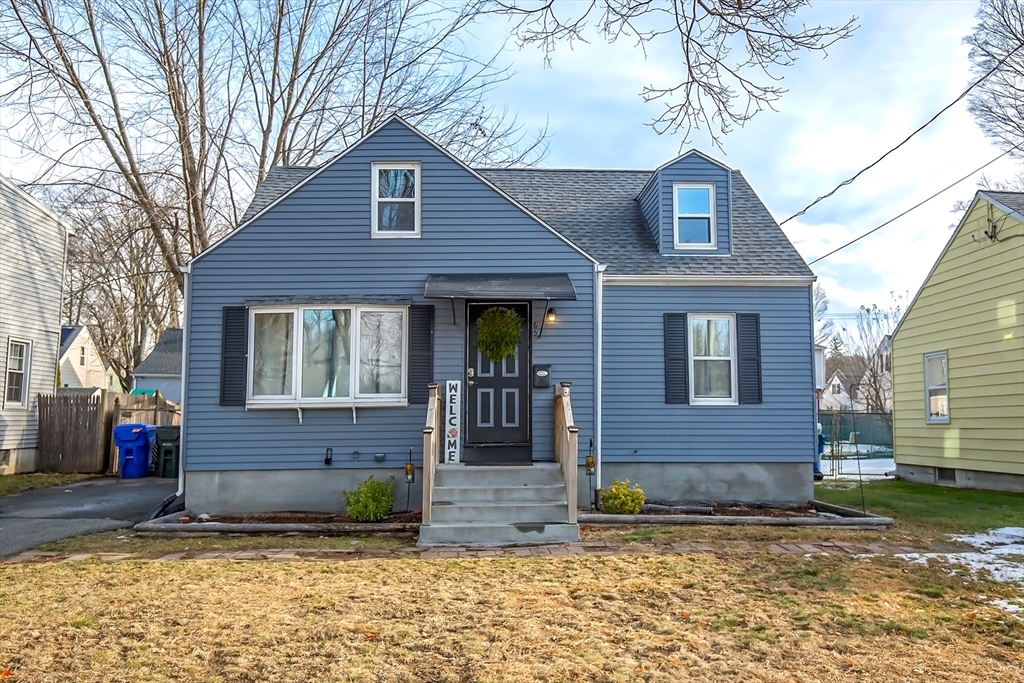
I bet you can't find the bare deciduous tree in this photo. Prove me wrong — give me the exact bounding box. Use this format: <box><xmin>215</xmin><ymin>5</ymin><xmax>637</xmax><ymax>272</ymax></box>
<box><xmin>965</xmin><ymin>0</ymin><xmax>1024</xmax><ymax>160</ymax></box>
<box><xmin>813</xmin><ymin>282</ymin><xmax>834</xmax><ymax>346</ymax></box>
<box><xmin>0</xmin><ymin>0</ymin><xmax>545</xmax><ymax>296</ymax></box>
<box><xmin>835</xmin><ymin>303</ymin><xmax>902</xmax><ymax>424</ymax></box>
<box><xmin>490</xmin><ymin>0</ymin><xmax>857</xmax><ymax>148</ymax></box>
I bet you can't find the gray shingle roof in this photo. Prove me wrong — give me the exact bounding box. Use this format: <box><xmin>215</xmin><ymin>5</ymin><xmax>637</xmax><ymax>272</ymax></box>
<box><xmin>59</xmin><ymin>325</ymin><xmax>83</xmax><ymax>359</ymax></box>
<box><xmin>237</xmin><ymin>163</ymin><xmax>812</xmax><ymax>278</ymax></box>
<box><xmin>984</xmin><ymin>190</ymin><xmax>1024</xmax><ymax>217</ymax></box>
<box><xmin>133</xmin><ymin>328</ymin><xmax>183</xmax><ymax>377</ymax></box>
<box><xmin>239</xmin><ymin>167</ymin><xmax>317</xmax><ymax>224</ymax></box>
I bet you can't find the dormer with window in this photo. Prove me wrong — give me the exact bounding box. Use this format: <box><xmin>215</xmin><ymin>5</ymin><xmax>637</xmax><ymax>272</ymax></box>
<box><xmin>637</xmin><ymin>150</ymin><xmax>732</xmax><ymax>255</ymax></box>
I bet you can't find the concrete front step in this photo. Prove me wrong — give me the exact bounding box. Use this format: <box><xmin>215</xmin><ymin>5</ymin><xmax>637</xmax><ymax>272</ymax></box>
<box><xmin>433</xmin><ymin>484</ymin><xmax>567</xmax><ymax>504</ymax></box>
<box><xmin>418</xmin><ymin>522</ymin><xmax>580</xmax><ymax>547</ymax></box>
<box><xmin>434</xmin><ymin>463</ymin><xmax>563</xmax><ymax>487</ymax></box>
<box><xmin>430</xmin><ymin>501</ymin><xmax>569</xmax><ymax>524</ymax></box>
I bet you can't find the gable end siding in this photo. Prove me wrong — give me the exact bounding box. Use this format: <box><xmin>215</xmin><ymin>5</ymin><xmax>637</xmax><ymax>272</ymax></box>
<box><xmin>184</xmin><ymin>120</ymin><xmax>595</xmax><ymax>472</ymax></box>
<box><xmin>892</xmin><ymin>199</ymin><xmax>1024</xmax><ymax>476</ymax></box>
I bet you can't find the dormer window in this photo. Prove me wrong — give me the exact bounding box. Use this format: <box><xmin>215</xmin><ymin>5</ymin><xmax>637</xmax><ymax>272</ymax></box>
<box><xmin>372</xmin><ymin>162</ymin><xmax>420</xmax><ymax>238</ymax></box>
<box><xmin>673</xmin><ymin>182</ymin><xmax>716</xmax><ymax>249</ymax></box>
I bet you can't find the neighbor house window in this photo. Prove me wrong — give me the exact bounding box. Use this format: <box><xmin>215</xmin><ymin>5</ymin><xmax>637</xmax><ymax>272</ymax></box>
<box><xmin>372</xmin><ymin>162</ymin><xmax>420</xmax><ymax>237</ymax></box>
<box><xmin>248</xmin><ymin>306</ymin><xmax>407</xmax><ymax>405</ymax></box>
<box><xmin>924</xmin><ymin>351</ymin><xmax>949</xmax><ymax>423</ymax></box>
<box><xmin>80</xmin><ymin>346</ymin><xmax>86</xmax><ymax>367</ymax></box>
<box><xmin>831</xmin><ymin>382</ymin><xmax>841</xmax><ymax>395</ymax></box>
<box><xmin>689</xmin><ymin>314</ymin><xmax>736</xmax><ymax>404</ymax></box>
<box><xmin>673</xmin><ymin>182</ymin><xmax>716</xmax><ymax>249</ymax></box>
<box><xmin>5</xmin><ymin>340</ymin><xmax>29</xmax><ymax>406</ymax></box>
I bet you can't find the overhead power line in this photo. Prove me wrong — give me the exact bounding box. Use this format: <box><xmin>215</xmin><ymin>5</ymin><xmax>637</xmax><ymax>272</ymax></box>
<box><xmin>807</xmin><ymin>145</ymin><xmax>1019</xmax><ymax>265</ymax></box>
<box><xmin>781</xmin><ymin>41</ymin><xmax>1024</xmax><ymax>226</ymax></box>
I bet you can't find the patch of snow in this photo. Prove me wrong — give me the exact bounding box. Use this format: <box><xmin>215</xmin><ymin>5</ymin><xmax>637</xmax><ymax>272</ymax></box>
<box><xmin>990</xmin><ymin>598</ymin><xmax>1023</xmax><ymax>616</ymax></box>
<box><xmin>899</xmin><ymin>552</ymin><xmax>1024</xmax><ymax>586</ymax></box>
<box><xmin>951</xmin><ymin>527</ymin><xmax>1024</xmax><ymax>550</ymax></box>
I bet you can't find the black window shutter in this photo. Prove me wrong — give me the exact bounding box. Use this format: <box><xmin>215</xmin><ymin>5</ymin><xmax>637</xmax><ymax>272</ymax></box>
<box><xmin>664</xmin><ymin>313</ymin><xmax>689</xmax><ymax>404</ymax></box>
<box><xmin>737</xmin><ymin>313</ymin><xmax>762</xmax><ymax>404</ymax></box>
<box><xmin>408</xmin><ymin>305</ymin><xmax>434</xmax><ymax>404</ymax></box>
<box><xmin>220</xmin><ymin>306</ymin><xmax>248</xmax><ymax>406</ymax></box>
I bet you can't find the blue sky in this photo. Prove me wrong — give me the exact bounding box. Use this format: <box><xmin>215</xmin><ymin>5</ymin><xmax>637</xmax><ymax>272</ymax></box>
<box><xmin>469</xmin><ymin>1</ymin><xmax>1023</xmax><ymax>320</ymax></box>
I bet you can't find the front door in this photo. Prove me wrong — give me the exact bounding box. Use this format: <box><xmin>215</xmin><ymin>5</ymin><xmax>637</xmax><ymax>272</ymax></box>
<box><xmin>465</xmin><ymin>302</ymin><xmax>531</xmax><ymax>464</ymax></box>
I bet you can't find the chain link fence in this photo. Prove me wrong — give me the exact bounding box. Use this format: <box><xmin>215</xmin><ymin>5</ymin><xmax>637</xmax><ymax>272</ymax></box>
<box><xmin>820</xmin><ymin>411</ymin><xmax>894</xmax><ymax>478</ymax></box>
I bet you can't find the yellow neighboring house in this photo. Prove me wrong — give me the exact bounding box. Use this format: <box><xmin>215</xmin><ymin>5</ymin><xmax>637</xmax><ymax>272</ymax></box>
<box><xmin>891</xmin><ymin>190</ymin><xmax>1024</xmax><ymax>493</ymax></box>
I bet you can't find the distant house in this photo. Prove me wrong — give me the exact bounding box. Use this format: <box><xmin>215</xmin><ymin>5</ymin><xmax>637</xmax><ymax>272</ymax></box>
<box><xmin>892</xmin><ymin>191</ymin><xmax>1023</xmax><ymax>493</ymax></box>
<box><xmin>132</xmin><ymin>328</ymin><xmax>182</xmax><ymax>402</ymax></box>
<box><xmin>58</xmin><ymin>325</ymin><xmax>123</xmax><ymax>393</ymax></box>
<box><xmin>0</xmin><ymin>177</ymin><xmax>73</xmax><ymax>474</ymax></box>
<box><xmin>819</xmin><ymin>369</ymin><xmax>863</xmax><ymax>412</ymax></box>
<box><xmin>179</xmin><ymin>115</ymin><xmax>818</xmax><ymax>544</ymax></box>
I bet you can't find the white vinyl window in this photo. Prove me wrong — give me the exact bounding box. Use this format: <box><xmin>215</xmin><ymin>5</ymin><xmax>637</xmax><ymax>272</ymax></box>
<box><xmin>924</xmin><ymin>351</ymin><xmax>949</xmax><ymax>424</ymax></box>
<box><xmin>248</xmin><ymin>305</ymin><xmax>407</xmax><ymax>407</ymax></box>
<box><xmin>689</xmin><ymin>314</ymin><xmax>737</xmax><ymax>404</ymax></box>
<box><xmin>80</xmin><ymin>346</ymin><xmax>87</xmax><ymax>367</ymax></box>
<box><xmin>372</xmin><ymin>162</ymin><xmax>420</xmax><ymax>237</ymax></box>
<box><xmin>5</xmin><ymin>340</ymin><xmax>30</xmax><ymax>407</ymax></box>
<box><xmin>673</xmin><ymin>182</ymin><xmax>716</xmax><ymax>249</ymax></box>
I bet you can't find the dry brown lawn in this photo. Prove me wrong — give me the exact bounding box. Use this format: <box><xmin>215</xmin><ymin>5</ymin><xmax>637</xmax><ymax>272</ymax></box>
<box><xmin>2</xmin><ymin>552</ymin><xmax>1021</xmax><ymax>682</ymax></box>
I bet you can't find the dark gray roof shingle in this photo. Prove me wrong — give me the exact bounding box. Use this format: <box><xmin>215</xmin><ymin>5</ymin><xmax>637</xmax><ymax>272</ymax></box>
<box><xmin>237</xmin><ymin>163</ymin><xmax>812</xmax><ymax>278</ymax></box>
<box><xmin>59</xmin><ymin>325</ymin><xmax>83</xmax><ymax>359</ymax></box>
<box><xmin>984</xmin><ymin>190</ymin><xmax>1024</xmax><ymax>217</ymax></box>
<box><xmin>239</xmin><ymin>166</ymin><xmax>317</xmax><ymax>224</ymax></box>
<box><xmin>133</xmin><ymin>328</ymin><xmax>183</xmax><ymax>377</ymax></box>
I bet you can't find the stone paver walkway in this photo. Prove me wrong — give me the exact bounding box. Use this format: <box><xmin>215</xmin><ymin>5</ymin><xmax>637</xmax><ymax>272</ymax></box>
<box><xmin>2</xmin><ymin>539</ymin><xmax>924</xmax><ymax>564</ymax></box>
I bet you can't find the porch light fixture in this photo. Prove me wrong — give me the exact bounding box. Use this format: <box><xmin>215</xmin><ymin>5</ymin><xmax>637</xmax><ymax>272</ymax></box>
<box><xmin>536</xmin><ymin>302</ymin><xmax>557</xmax><ymax>338</ymax></box>
<box><xmin>546</xmin><ymin>308</ymin><xmax>557</xmax><ymax>323</ymax></box>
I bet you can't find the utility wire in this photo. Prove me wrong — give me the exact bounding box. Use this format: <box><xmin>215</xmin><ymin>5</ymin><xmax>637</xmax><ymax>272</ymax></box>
<box><xmin>781</xmin><ymin>41</ymin><xmax>1024</xmax><ymax>226</ymax></box>
<box><xmin>808</xmin><ymin>145</ymin><xmax>1019</xmax><ymax>265</ymax></box>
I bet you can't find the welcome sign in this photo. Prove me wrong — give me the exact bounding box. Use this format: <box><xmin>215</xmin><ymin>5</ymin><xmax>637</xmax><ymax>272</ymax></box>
<box><xmin>445</xmin><ymin>380</ymin><xmax>461</xmax><ymax>463</ymax></box>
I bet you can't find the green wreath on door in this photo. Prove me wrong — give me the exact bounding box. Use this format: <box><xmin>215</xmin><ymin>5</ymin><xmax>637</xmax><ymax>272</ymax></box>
<box><xmin>475</xmin><ymin>307</ymin><xmax>524</xmax><ymax>363</ymax></box>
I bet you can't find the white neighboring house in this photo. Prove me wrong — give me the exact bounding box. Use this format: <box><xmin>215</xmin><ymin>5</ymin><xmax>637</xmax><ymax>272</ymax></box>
<box><xmin>819</xmin><ymin>369</ymin><xmax>864</xmax><ymax>412</ymax></box>
<box><xmin>58</xmin><ymin>325</ymin><xmax>123</xmax><ymax>393</ymax></box>
<box><xmin>132</xmin><ymin>328</ymin><xmax>182</xmax><ymax>403</ymax></box>
<box><xmin>0</xmin><ymin>176</ymin><xmax>73</xmax><ymax>474</ymax></box>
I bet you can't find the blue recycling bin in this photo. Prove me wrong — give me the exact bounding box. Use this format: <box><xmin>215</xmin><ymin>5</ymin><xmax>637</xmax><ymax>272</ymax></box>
<box><xmin>114</xmin><ymin>423</ymin><xmax>156</xmax><ymax>478</ymax></box>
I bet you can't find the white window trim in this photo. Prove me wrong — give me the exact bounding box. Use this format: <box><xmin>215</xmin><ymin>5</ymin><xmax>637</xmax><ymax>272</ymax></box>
<box><xmin>688</xmin><ymin>313</ymin><xmax>737</xmax><ymax>405</ymax></box>
<box><xmin>246</xmin><ymin>305</ymin><xmax>409</xmax><ymax>409</ymax></box>
<box><xmin>5</xmin><ymin>339</ymin><xmax>31</xmax><ymax>409</ymax></box>
<box><xmin>371</xmin><ymin>161</ymin><xmax>421</xmax><ymax>238</ymax></box>
<box><xmin>924</xmin><ymin>351</ymin><xmax>950</xmax><ymax>424</ymax></box>
<box><xmin>80</xmin><ymin>346</ymin><xmax>87</xmax><ymax>367</ymax></box>
<box><xmin>673</xmin><ymin>182</ymin><xmax>717</xmax><ymax>250</ymax></box>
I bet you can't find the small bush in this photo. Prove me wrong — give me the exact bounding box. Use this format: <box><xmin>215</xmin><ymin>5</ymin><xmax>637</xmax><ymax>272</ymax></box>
<box><xmin>599</xmin><ymin>479</ymin><xmax>645</xmax><ymax>515</ymax></box>
<box><xmin>343</xmin><ymin>475</ymin><xmax>395</xmax><ymax>522</ymax></box>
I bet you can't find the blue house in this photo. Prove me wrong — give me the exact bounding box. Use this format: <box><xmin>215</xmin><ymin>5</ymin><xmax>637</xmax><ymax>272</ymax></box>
<box><xmin>181</xmin><ymin>117</ymin><xmax>816</xmax><ymax>545</ymax></box>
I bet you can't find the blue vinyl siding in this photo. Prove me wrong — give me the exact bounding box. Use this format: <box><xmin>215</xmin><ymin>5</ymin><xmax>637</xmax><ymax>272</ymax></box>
<box><xmin>185</xmin><ymin>120</ymin><xmax>595</xmax><ymax>472</ymax></box>
<box><xmin>653</xmin><ymin>153</ymin><xmax>731</xmax><ymax>254</ymax></box>
<box><xmin>637</xmin><ymin>173</ymin><xmax>660</xmax><ymax>242</ymax></box>
<box><xmin>602</xmin><ymin>285</ymin><xmax>815</xmax><ymax>463</ymax></box>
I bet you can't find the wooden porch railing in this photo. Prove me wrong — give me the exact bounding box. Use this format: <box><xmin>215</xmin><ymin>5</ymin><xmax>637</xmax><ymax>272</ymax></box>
<box><xmin>554</xmin><ymin>381</ymin><xmax>579</xmax><ymax>524</ymax></box>
<box><xmin>421</xmin><ymin>383</ymin><xmax>442</xmax><ymax>525</ymax></box>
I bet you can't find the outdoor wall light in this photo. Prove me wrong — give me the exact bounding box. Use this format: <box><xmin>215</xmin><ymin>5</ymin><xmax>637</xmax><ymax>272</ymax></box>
<box><xmin>546</xmin><ymin>308</ymin><xmax>557</xmax><ymax>323</ymax></box>
<box><xmin>324</xmin><ymin>448</ymin><xmax>333</xmax><ymax>465</ymax></box>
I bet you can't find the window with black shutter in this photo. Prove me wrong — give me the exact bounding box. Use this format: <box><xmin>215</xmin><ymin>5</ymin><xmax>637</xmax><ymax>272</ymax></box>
<box><xmin>736</xmin><ymin>313</ymin><xmax>762</xmax><ymax>404</ymax></box>
<box><xmin>408</xmin><ymin>305</ymin><xmax>434</xmax><ymax>404</ymax></box>
<box><xmin>220</xmin><ymin>306</ymin><xmax>249</xmax><ymax>406</ymax></box>
<box><xmin>664</xmin><ymin>313</ymin><xmax>689</xmax><ymax>404</ymax></box>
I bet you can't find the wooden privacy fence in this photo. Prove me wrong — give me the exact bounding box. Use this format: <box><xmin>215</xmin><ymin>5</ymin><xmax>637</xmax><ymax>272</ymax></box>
<box><xmin>36</xmin><ymin>392</ymin><xmax>180</xmax><ymax>474</ymax></box>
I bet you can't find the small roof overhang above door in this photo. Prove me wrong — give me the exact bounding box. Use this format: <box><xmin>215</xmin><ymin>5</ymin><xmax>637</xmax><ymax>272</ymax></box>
<box><xmin>424</xmin><ymin>273</ymin><xmax>577</xmax><ymax>300</ymax></box>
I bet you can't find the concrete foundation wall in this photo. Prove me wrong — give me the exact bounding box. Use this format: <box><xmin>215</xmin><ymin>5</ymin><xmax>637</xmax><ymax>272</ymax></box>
<box><xmin>579</xmin><ymin>462</ymin><xmax>813</xmax><ymax>507</ymax></box>
<box><xmin>896</xmin><ymin>464</ymin><xmax>1024</xmax><ymax>494</ymax></box>
<box><xmin>185</xmin><ymin>468</ymin><xmax>423</xmax><ymax>514</ymax></box>
<box><xmin>0</xmin><ymin>448</ymin><xmax>38</xmax><ymax>475</ymax></box>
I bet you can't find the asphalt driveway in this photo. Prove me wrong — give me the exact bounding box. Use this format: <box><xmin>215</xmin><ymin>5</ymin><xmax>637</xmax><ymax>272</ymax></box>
<box><xmin>0</xmin><ymin>477</ymin><xmax>177</xmax><ymax>557</ymax></box>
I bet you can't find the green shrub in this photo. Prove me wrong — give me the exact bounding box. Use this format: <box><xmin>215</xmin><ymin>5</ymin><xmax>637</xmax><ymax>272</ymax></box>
<box><xmin>599</xmin><ymin>479</ymin><xmax>645</xmax><ymax>515</ymax></box>
<box><xmin>342</xmin><ymin>475</ymin><xmax>395</xmax><ymax>522</ymax></box>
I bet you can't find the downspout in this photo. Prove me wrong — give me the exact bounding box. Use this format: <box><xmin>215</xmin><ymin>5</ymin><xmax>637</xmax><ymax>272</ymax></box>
<box><xmin>594</xmin><ymin>263</ymin><xmax>607</xmax><ymax>494</ymax></box>
<box><xmin>176</xmin><ymin>265</ymin><xmax>191</xmax><ymax>498</ymax></box>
